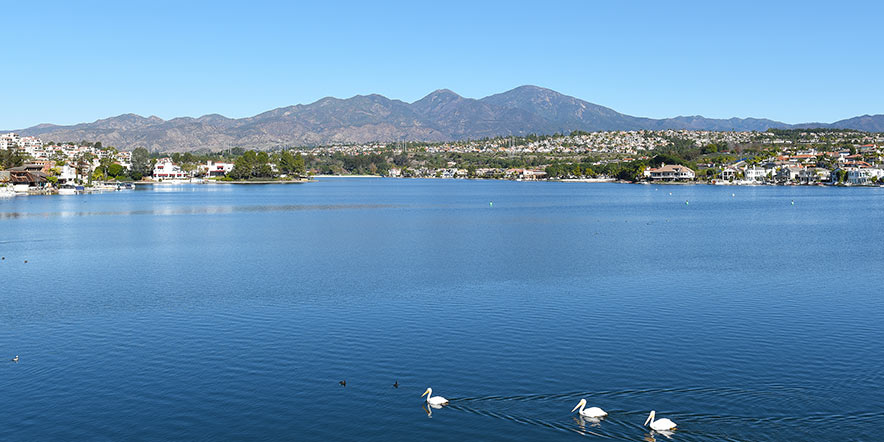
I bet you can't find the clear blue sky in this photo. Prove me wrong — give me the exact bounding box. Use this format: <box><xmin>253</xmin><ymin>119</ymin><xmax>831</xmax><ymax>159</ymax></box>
<box><xmin>4</xmin><ymin>0</ymin><xmax>882</xmax><ymax>129</ymax></box>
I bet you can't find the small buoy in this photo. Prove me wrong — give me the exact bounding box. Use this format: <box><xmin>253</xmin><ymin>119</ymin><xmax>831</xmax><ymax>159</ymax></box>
<box><xmin>393</xmin><ymin>380</ymin><xmax>399</xmax><ymax>388</ymax></box>
<box><xmin>669</xmin><ymin>192</ymin><xmax>672</xmax><ymax>196</ymax></box>
<box><xmin>732</xmin><ymin>193</ymin><xmax>735</xmax><ymax>197</ymax></box>
<box><xmin>489</xmin><ymin>201</ymin><xmax>493</xmax><ymax>207</ymax></box>
<box><xmin>339</xmin><ymin>380</ymin><xmax>346</xmax><ymax>387</ymax></box>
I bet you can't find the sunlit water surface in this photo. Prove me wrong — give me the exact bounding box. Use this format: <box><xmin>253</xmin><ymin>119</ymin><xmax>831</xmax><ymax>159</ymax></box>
<box><xmin>2</xmin><ymin>179</ymin><xmax>883</xmax><ymax>441</ymax></box>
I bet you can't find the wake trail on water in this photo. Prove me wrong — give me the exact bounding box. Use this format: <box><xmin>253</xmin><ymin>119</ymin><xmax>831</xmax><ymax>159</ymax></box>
<box><xmin>439</xmin><ymin>385</ymin><xmax>882</xmax><ymax>441</ymax></box>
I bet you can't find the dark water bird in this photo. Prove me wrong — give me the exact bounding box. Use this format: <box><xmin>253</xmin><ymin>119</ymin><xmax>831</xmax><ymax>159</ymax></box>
<box><xmin>24</xmin><ymin>260</ymin><xmax>28</xmax><ymax>263</ymax></box>
<box><xmin>339</xmin><ymin>380</ymin><xmax>346</xmax><ymax>387</ymax></box>
<box><xmin>393</xmin><ymin>380</ymin><xmax>398</xmax><ymax>388</ymax></box>
<box><xmin>2</xmin><ymin>256</ymin><xmax>5</xmax><ymax>260</ymax></box>
<box><xmin>12</xmin><ymin>355</ymin><xmax>18</xmax><ymax>363</ymax></box>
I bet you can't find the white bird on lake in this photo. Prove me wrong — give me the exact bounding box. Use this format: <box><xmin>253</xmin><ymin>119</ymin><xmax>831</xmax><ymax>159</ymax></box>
<box><xmin>421</xmin><ymin>387</ymin><xmax>448</xmax><ymax>407</ymax></box>
<box><xmin>644</xmin><ymin>410</ymin><xmax>677</xmax><ymax>431</ymax></box>
<box><xmin>570</xmin><ymin>398</ymin><xmax>607</xmax><ymax>418</ymax></box>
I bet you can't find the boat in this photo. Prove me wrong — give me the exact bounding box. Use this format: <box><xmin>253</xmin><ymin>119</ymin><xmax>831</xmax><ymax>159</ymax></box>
<box><xmin>0</xmin><ymin>184</ymin><xmax>14</xmax><ymax>198</ymax></box>
<box><xmin>57</xmin><ymin>184</ymin><xmax>79</xmax><ymax>195</ymax></box>
<box><xmin>154</xmin><ymin>179</ymin><xmax>190</xmax><ymax>185</ymax></box>
<box><xmin>91</xmin><ymin>182</ymin><xmax>118</xmax><ymax>192</ymax></box>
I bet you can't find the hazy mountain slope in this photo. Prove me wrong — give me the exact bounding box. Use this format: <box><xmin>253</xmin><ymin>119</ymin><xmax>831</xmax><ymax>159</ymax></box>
<box><xmin>14</xmin><ymin>86</ymin><xmax>878</xmax><ymax>152</ymax></box>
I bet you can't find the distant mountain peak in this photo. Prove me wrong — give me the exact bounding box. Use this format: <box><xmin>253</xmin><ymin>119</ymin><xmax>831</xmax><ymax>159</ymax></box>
<box><xmin>13</xmin><ymin>86</ymin><xmax>881</xmax><ymax>152</ymax></box>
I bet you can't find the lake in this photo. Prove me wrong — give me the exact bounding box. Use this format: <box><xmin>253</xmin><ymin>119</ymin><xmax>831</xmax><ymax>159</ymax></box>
<box><xmin>1</xmin><ymin>179</ymin><xmax>883</xmax><ymax>441</ymax></box>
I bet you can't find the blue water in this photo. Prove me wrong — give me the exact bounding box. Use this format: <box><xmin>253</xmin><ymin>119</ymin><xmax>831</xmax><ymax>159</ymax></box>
<box><xmin>1</xmin><ymin>179</ymin><xmax>883</xmax><ymax>441</ymax></box>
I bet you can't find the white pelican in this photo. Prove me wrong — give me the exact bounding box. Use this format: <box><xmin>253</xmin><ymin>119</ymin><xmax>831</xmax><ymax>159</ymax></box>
<box><xmin>421</xmin><ymin>387</ymin><xmax>448</xmax><ymax>406</ymax></box>
<box><xmin>11</xmin><ymin>355</ymin><xmax>18</xmax><ymax>363</ymax></box>
<box><xmin>644</xmin><ymin>410</ymin><xmax>677</xmax><ymax>431</ymax></box>
<box><xmin>570</xmin><ymin>398</ymin><xmax>607</xmax><ymax>418</ymax></box>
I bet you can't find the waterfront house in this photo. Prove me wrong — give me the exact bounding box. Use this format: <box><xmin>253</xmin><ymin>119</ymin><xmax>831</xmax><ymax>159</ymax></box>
<box><xmin>152</xmin><ymin>158</ymin><xmax>188</xmax><ymax>180</ymax></box>
<box><xmin>5</xmin><ymin>166</ymin><xmax>48</xmax><ymax>192</ymax></box>
<box><xmin>644</xmin><ymin>163</ymin><xmax>695</xmax><ymax>181</ymax></box>
<box><xmin>720</xmin><ymin>167</ymin><xmax>737</xmax><ymax>181</ymax></box>
<box><xmin>58</xmin><ymin>164</ymin><xmax>77</xmax><ymax>183</ymax></box>
<box><xmin>798</xmin><ymin>167</ymin><xmax>830</xmax><ymax>184</ymax></box>
<box><xmin>845</xmin><ymin>167</ymin><xmax>883</xmax><ymax>185</ymax></box>
<box><xmin>776</xmin><ymin>166</ymin><xmax>802</xmax><ymax>183</ymax></box>
<box><xmin>198</xmin><ymin>161</ymin><xmax>235</xmax><ymax>177</ymax></box>
<box><xmin>743</xmin><ymin>165</ymin><xmax>768</xmax><ymax>183</ymax></box>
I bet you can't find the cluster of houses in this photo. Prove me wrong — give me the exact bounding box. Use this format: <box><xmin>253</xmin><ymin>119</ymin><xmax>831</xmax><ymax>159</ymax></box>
<box><xmin>1</xmin><ymin>133</ymin><xmax>132</xmax><ymax>168</ymax></box>
<box><xmin>385</xmin><ymin>149</ymin><xmax>883</xmax><ymax>185</ymax></box>
<box><xmin>387</xmin><ymin>166</ymin><xmax>549</xmax><ymax>180</ymax></box>
<box><xmin>311</xmin><ymin>130</ymin><xmax>768</xmax><ymax>157</ymax></box>
<box><xmin>3</xmin><ymin>131</ymin><xmax>883</xmax><ymax>192</ymax></box>
<box><xmin>709</xmin><ymin>148</ymin><xmax>883</xmax><ymax>185</ymax></box>
<box><xmin>0</xmin><ymin>133</ymin><xmax>241</xmax><ymax>193</ymax></box>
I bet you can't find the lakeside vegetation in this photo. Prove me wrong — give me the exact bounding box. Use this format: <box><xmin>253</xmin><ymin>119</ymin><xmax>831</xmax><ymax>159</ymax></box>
<box><xmin>5</xmin><ymin>129</ymin><xmax>882</xmax><ymax>188</ymax></box>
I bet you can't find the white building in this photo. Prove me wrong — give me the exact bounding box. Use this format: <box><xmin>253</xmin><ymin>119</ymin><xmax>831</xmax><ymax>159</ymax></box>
<box><xmin>720</xmin><ymin>167</ymin><xmax>737</xmax><ymax>181</ymax></box>
<box><xmin>644</xmin><ymin>163</ymin><xmax>695</xmax><ymax>181</ymax></box>
<box><xmin>58</xmin><ymin>164</ymin><xmax>78</xmax><ymax>183</ymax></box>
<box><xmin>152</xmin><ymin>158</ymin><xmax>187</xmax><ymax>180</ymax></box>
<box><xmin>846</xmin><ymin>167</ymin><xmax>883</xmax><ymax>185</ymax></box>
<box><xmin>199</xmin><ymin>161</ymin><xmax>234</xmax><ymax>177</ymax></box>
<box><xmin>1</xmin><ymin>133</ymin><xmax>20</xmax><ymax>150</ymax></box>
<box><xmin>18</xmin><ymin>136</ymin><xmax>43</xmax><ymax>155</ymax></box>
<box><xmin>743</xmin><ymin>165</ymin><xmax>768</xmax><ymax>183</ymax></box>
<box><xmin>798</xmin><ymin>167</ymin><xmax>830</xmax><ymax>184</ymax></box>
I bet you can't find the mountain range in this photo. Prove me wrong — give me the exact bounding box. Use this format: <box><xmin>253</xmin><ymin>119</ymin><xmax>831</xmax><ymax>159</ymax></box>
<box><xmin>12</xmin><ymin>86</ymin><xmax>884</xmax><ymax>152</ymax></box>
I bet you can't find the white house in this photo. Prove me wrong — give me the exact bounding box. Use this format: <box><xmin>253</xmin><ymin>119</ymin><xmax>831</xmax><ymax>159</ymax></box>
<box><xmin>846</xmin><ymin>167</ymin><xmax>883</xmax><ymax>185</ymax></box>
<box><xmin>743</xmin><ymin>165</ymin><xmax>768</xmax><ymax>183</ymax></box>
<box><xmin>199</xmin><ymin>161</ymin><xmax>234</xmax><ymax>177</ymax></box>
<box><xmin>58</xmin><ymin>164</ymin><xmax>77</xmax><ymax>183</ymax></box>
<box><xmin>644</xmin><ymin>163</ymin><xmax>695</xmax><ymax>181</ymax></box>
<box><xmin>720</xmin><ymin>167</ymin><xmax>737</xmax><ymax>181</ymax></box>
<box><xmin>776</xmin><ymin>166</ymin><xmax>802</xmax><ymax>183</ymax></box>
<box><xmin>798</xmin><ymin>167</ymin><xmax>830</xmax><ymax>184</ymax></box>
<box><xmin>152</xmin><ymin>158</ymin><xmax>187</xmax><ymax>180</ymax></box>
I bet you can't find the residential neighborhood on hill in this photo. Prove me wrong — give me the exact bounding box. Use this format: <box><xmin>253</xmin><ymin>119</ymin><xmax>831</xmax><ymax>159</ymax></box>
<box><xmin>2</xmin><ymin>127</ymin><xmax>883</xmax><ymax>195</ymax></box>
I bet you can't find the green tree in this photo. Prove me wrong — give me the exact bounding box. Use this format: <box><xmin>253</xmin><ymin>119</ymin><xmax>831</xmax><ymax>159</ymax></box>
<box><xmin>107</xmin><ymin>163</ymin><xmax>125</xmax><ymax>178</ymax></box>
<box><xmin>278</xmin><ymin>150</ymin><xmax>299</xmax><ymax>176</ymax></box>
<box><xmin>131</xmin><ymin>147</ymin><xmax>151</xmax><ymax>176</ymax></box>
<box><xmin>229</xmin><ymin>150</ymin><xmax>258</xmax><ymax>179</ymax></box>
<box><xmin>0</xmin><ymin>149</ymin><xmax>25</xmax><ymax>169</ymax></box>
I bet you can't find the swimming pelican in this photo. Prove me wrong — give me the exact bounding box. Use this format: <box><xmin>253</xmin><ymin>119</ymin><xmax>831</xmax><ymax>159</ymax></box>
<box><xmin>644</xmin><ymin>410</ymin><xmax>676</xmax><ymax>431</ymax></box>
<box><xmin>421</xmin><ymin>387</ymin><xmax>448</xmax><ymax>406</ymax></box>
<box><xmin>570</xmin><ymin>398</ymin><xmax>607</xmax><ymax>418</ymax></box>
